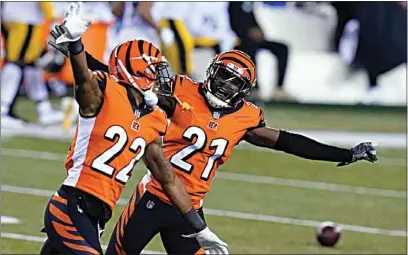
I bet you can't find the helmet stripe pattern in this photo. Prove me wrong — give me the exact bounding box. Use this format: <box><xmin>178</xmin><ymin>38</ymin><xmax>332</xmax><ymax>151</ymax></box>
<box><xmin>114</xmin><ymin>44</ymin><xmax>124</xmax><ymax>80</ymax></box>
<box><xmin>148</xmin><ymin>42</ymin><xmax>153</xmax><ymax>56</ymax></box>
<box><xmin>137</xmin><ymin>40</ymin><xmax>146</xmax><ymax>63</ymax></box>
<box><xmin>108</xmin><ymin>39</ymin><xmax>169</xmax><ymax>91</ymax></box>
<box><xmin>126</xmin><ymin>40</ymin><xmax>136</xmax><ymax>76</ymax></box>
<box><xmin>218</xmin><ymin>50</ymin><xmax>256</xmax><ymax>84</ymax></box>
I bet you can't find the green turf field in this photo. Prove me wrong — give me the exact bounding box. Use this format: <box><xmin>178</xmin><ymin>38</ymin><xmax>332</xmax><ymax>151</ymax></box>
<box><xmin>1</xmin><ymin>99</ymin><xmax>407</xmax><ymax>254</ymax></box>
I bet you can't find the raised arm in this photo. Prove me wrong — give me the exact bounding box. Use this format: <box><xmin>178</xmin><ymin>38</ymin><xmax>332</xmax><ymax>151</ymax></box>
<box><xmin>244</xmin><ymin>126</ymin><xmax>377</xmax><ymax>166</ymax></box>
<box><xmin>51</xmin><ymin>3</ymin><xmax>103</xmax><ymax>116</ymax></box>
<box><xmin>67</xmin><ymin>39</ymin><xmax>103</xmax><ymax>116</ymax></box>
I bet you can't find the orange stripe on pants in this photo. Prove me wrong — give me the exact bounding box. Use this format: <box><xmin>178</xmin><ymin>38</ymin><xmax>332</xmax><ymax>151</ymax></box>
<box><xmin>195</xmin><ymin>248</ymin><xmax>206</xmax><ymax>254</ymax></box>
<box><xmin>51</xmin><ymin>194</ymin><xmax>68</xmax><ymax>205</ymax></box>
<box><xmin>63</xmin><ymin>241</ymin><xmax>100</xmax><ymax>254</ymax></box>
<box><xmin>52</xmin><ymin>221</ymin><xmax>84</xmax><ymax>241</ymax></box>
<box><xmin>49</xmin><ymin>203</ymin><xmax>73</xmax><ymax>225</ymax></box>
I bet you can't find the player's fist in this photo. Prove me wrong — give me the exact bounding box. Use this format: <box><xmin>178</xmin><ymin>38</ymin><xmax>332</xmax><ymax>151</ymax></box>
<box><xmin>56</xmin><ymin>2</ymin><xmax>92</xmax><ymax>44</ymax></box>
<box><xmin>338</xmin><ymin>142</ymin><xmax>378</xmax><ymax>166</ymax></box>
<box><xmin>183</xmin><ymin>227</ymin><xmax>229</xmax><ymax>254</ymax></box>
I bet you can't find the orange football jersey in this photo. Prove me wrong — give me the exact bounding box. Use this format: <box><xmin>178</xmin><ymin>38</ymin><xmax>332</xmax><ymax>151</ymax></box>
<box><xmin>64</xmin><ymin>71</ymin><xmax>167</xmax><ymax>210</ymax></box>
<box><xmin>144</xmin><ymin>75</ymin><xmax>265</xmax><ymax>209</ymax></box>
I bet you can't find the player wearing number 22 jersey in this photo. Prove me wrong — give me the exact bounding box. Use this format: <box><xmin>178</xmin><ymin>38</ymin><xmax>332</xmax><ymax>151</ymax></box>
<box><xmin>41</xmin><ymin>5</ymin><xmax>228</xmax><ymax>254</ymax></box>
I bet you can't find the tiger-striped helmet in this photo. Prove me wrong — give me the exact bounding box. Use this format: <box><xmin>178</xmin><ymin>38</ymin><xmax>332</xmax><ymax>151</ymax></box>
<box><xmin>204</xmin><ymin>50</ymin><xmax>256</xmax><ymax>108</ymax></box>
<box><xmin>108</xmin><ymin>39</ymin><xmax>171</xmax><ymax>91</ymax></box>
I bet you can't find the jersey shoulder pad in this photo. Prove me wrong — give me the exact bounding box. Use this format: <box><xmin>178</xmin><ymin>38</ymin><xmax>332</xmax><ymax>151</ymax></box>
<box><xmin>172</xmin><ymin>74</ymin><xmax>199</xmax><ymax>96</ymax></box>
<box><xmin>242</xmin><ymin>100</ymin><xmax>266</xmax><ymax>130</ymax></box>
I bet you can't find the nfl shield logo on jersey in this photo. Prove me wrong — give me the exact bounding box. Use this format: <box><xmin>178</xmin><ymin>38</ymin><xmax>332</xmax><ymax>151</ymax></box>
<box><xmin>146</xmin><ymin>200</ymin><xmax>155</xmax><ymax>209</ymax></box>
<box><xmin>131</xmin><ymin>120</ymin><xmax>140</xmax><ymax>131</ymax></box>
<box><xmin>134</xmin><ymin>109</ymin><xmax>141</xmax><ymax>119</ymax></box>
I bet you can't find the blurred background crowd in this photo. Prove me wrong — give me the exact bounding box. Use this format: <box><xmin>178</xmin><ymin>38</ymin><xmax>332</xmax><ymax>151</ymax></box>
<box><xmin>1</xmin><ymin>1</ymin><xmax>407</xmax><ymax>129</ymax></box>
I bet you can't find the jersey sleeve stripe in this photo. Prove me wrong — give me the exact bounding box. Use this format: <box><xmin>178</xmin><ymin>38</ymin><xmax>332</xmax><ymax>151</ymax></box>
<box><xmin>98</xmin><ymin>72</ymin><xmax>107</xmax><ymax>92</ymax></box>
<box><xmin>63</xmin><ymin>117</ymin><xmax>96</xmax><ymax>187</ymax></box>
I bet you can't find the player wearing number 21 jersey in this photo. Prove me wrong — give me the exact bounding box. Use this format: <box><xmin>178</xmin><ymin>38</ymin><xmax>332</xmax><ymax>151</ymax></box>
<box><xmin>101</xmin><ymin>49</ymin><xmax>378</xmax><ymax>255</ymax></box>
<box><xmin>41</xmin><ymin>3</ymin><xmax>228</xmax><ymax>255</ymax></box>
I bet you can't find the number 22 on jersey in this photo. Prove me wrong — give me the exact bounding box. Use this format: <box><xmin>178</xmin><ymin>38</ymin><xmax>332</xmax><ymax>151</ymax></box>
<box><xmin>91</xmin><ymin>125</ymin><xmax>146</xmax><ymax>184</ymax></box>
<box><xmin>170</xmin><ymin>126</ymin><xmax>228</xmax><ymax>180</ymax></box>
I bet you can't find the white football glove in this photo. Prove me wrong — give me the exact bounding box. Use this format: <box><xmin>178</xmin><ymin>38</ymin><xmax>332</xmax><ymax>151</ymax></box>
<box><xmin>183</xmin><ymin>227</ymin><xmax>229</xmax><ymax>254</ymax></box>
<box><xmin>56</xmin><ymin>2</ymin><xmax>92</xmax><ymax>45</ymax></box>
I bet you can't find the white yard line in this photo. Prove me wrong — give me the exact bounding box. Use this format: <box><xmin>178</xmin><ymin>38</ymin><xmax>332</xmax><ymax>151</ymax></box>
<box><xmin>0</xmin><ymin>232</ymin><xmax>164</xmax><ymax>254</ymax></box>
<box><xmin>2</xmin><ymin>148</ymin><xmax>405</xmax><ymax>198</ymax></box>
<box><xmin>2</xmin><ymin>185</ymin><xmax>406</xmax><ymax>238</ymax></box>
<box><xmin>216</xmin><ymin>172</ymin><xmax>406</xmax><ymax>198</ymax></box>
<box><xmin>1</xmin><ymin>216</ymin><xmax>21</xmax><ymax>224</ymax></box>
<box><xmin>235</xmin><ymin>143</ymin><xmax>407</xmax><ymax>167</ymax></box>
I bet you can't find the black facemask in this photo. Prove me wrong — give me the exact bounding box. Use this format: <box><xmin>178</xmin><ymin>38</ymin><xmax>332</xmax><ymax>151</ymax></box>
<box><xmin>208</xmin><ymin>64</ymin><xmax>251</xmax><ymax>106</ymax></box>
<box><xmin>154</xmin><ymin>62</ymin><xmax>172</xmax><ymax>93</ymax></box>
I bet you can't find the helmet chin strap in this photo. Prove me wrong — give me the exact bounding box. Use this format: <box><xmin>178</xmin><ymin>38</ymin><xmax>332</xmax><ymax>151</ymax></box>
<box><xmin>118</xmin><ymin>60</ymin><xmax>158</xmax><ymax>107</ymax></box>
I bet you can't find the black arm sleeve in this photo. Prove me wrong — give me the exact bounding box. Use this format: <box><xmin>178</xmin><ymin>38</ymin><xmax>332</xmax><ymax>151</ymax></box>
<box><xmin>157</xmin><ymin>94</ymin><xmax>177</xmax><ymax>118</ymax></box>
<box><xmin>86</xmin><ymin>52</ymin><xmax>109</xmax><ymax>72</ymax></box>
<box><xmin>274</xmin><ymin>131</ymin><xmax>353</xmax><ymax>162</ymax></box>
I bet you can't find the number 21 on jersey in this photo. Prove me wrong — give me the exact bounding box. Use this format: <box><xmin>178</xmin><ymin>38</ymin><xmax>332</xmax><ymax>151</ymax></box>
<box><xmin>170</xmin><ymin>126</ymin><xmax>228</xmax><ymax>180</ymax></box>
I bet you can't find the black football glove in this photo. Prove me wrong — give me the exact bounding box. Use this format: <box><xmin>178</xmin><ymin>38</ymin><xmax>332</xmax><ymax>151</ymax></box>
<box><xmin>337</xmin><ymin>142</ymin><xmax>378</xmax><ymax>167</ymax></box>
<box><xmin>48</xmin><ymin>25</ymin><xmax>70</xmax><ymax>57</ymax></box>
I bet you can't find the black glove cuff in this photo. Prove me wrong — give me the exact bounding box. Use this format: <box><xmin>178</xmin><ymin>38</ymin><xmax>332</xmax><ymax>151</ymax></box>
<box><xmin>275</xmin><ymin>130</ymin><xmax>353</xmax><ymax>163</ymax></box>
<box><xmin>68</xmin><ymin>39</ymin><xmax>84</xmax><ymax>55</ymax></box>
<box><xmin>181</xmin><ymin>208</ymin><xmax>207</xmax><ymax>233</ymax></box>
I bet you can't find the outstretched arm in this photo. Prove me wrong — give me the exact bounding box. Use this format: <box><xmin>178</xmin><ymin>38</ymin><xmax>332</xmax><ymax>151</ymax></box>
<box><xmin>243</xmin><ymin>126</ymin><xmax>377</xmax><ymax>165</ymax></box>
<box><xmin>143</xmin><ymin>136</ymin><xmax>228</xmax><ymax>254</ymax></box>
<box><xmin>67</xmin><ymin>38</ymin><xmax>103</xmax><ymax>116</ymax></box>
<box><xmin>50</xmin><ymin>3</ymin><xmax>103</xmax><ymax>116</ymax></box>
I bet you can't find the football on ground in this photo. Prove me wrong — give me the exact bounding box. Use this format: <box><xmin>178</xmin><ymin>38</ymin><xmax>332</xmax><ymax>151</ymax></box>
<box><xmin>316</xmin><ymin>221</ymin><xmax>342</xmax><ymax>247</ymax></box>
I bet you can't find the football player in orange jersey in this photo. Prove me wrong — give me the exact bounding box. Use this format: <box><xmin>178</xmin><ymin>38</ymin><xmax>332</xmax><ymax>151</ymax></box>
<box><xmin>50</xmin><ymin>14</ymin><xmax>378</xmax><ymax>255</ymax></box>
<box><xmin>41</xmin><ymin>3</ymin><xmax>228</xmax><ymax>255</ymax></box>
